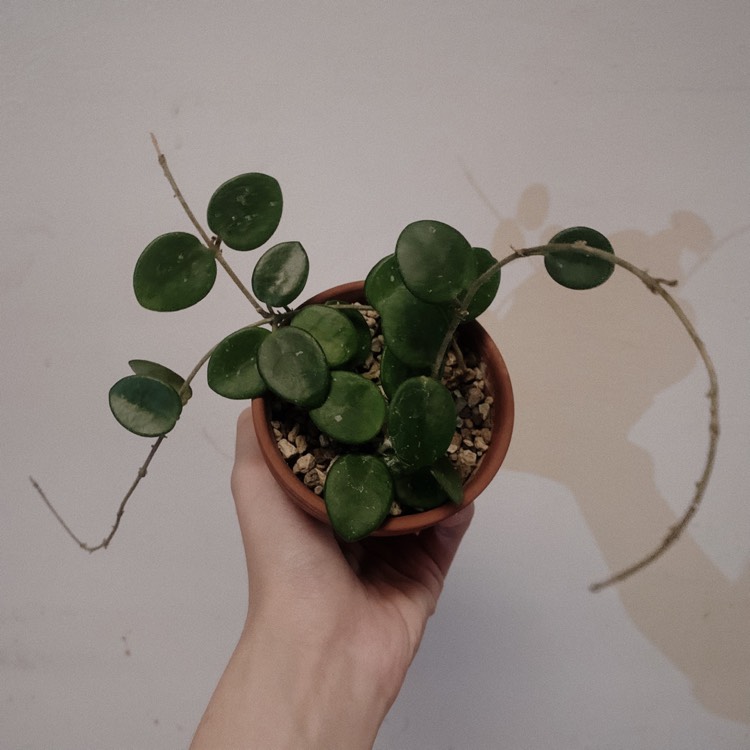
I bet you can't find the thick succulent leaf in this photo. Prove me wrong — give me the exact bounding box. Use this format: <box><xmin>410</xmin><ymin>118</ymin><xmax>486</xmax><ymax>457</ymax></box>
<box><xmin>133</xmin><ymin>232</ymin><xmax>217</xmax><ymax>311</ymax></box>
<box><xmin>207</xmin><ymin>326</ymin><xmax>270</xmax><ymax>399</ymax></box>
<box><xmin>380</xmin><ymin>285</ymin><xmax>452</xmax><ymax>369</ymax></box>
<box><xmin>381</xmin><ymin>452</ymin><xmax>409</xmax><ymax>477</ymax></box>
<box><xmin>109</xmin><ymin>375</ymin><xmax>182</xmax><ymax>437</ymax></box>
<box><xmin>206</xmin><ymin>173</ymin><xmax>282</xmax><ymax>251</ymax></box>
<box><xmin>324</xmin><ymin>455</ymin><xmax>393</xmax><ymax>541</ymax></box>
<box><xmin>364</xmin><ymin>254</ymin><xmax>402</xmax><ymax>309</ymax></box>
<box><xmin>257</xmin><ymin>326</ymin><xmax>330</xmax><ymax>408</ymax></box>
<box><xmin>128</xmin><ymin>359</ymin><xmax>192</xmax><ymax>404</ymax></box>
<box><xmin>389</xmin><ymin>376</ymin><xmax>456</xmax><ymax>469</ymax></box>
<box><xmin>395</xmin><ymin>220</ymin><xmax>475</xmax><ymax>304</ymax></box>
<box><xmin>328</xmin><ymin>304</ymin><xmax>373</xmax><ymax>368</ymax></box>
<box><xmin>310</xmin><ymin>371</ymin><xmax>386</xmax><ymax>444</ymax></box>
<box><xmin>544</xmin><ymin>226</ymin><xmax>615</xmax><ymax>290</ymax></box>
<box><xmin>251</xmin><ymin>241</ymin><xmax>309</xmax><ymax>307</ymax></box>
<box><xmin>380</xmin><ymin>346</ymin><xmax>429</xmax><ymax>399</ymax></box>
<box><xmin>394</xmin><ymin>467</ymin><xmax>448</xmax><ymax>511</ymax></box>
<box><xmin>429</xmin><ymin>455</ymin><xmax>464</xmax><ymax>505</ymax></box>
<box><xmin>290</xmin><ymin>305</ymin><xmax>359</xmax><ymax>368</ymax></box>
<box><xmin>464</xmin><ymin>247</ymin><xmax>501</xmax><ymax>321</ymax></box>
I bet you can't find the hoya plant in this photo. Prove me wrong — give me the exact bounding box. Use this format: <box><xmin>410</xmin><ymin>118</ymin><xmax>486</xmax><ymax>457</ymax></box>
<box><xmin>32</xmin><ymin>136</ymin><xmax>719</xmax><ymax>592</ymax></box>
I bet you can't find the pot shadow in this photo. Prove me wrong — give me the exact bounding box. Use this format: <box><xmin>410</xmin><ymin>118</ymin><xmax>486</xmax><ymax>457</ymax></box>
<box><xmin>475</xmin><ymin>181</ymin><xmax>750</xmax><ymax>725</ymax></box>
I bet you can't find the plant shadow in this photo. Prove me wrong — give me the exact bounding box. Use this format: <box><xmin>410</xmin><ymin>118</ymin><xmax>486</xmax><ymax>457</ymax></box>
<box><xmin>476</xmin><ymin>181</ymin><xmax>750</xmax><ymax>725</ymax></box>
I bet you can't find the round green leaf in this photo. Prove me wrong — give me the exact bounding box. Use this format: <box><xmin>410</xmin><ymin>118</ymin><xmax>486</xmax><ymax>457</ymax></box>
<box><xmin>394</xmin><ymin>467</ymin><xmax>448</xmax><ymax>511</ymax></box>
<box><xmin>544</xmin><ymin>226</ymin><xmax>615</xmax><ymax>290</ymax></box>
<box><xmin>391</xmin><ymin>453</ymin><xmax>465</xmax><ymax>511</ymax></box>
<box><xmin>251</xmin><ymin>241</ymin><xmax>309</xmax><ymax>307</ymax></box>
<box><xmin>389</xmin><ymin>376</ymin><xmax>456</xmax><ymax>469</ymax></box>
<box><xmin>128</xmin><ymin>359</ymin><xmax>192</xmax><ymax>405</ymax></box>
<box><xmin>327</xmin><ymin>304</ymin><xmax>373</xmax><ymax>368</ymax></box>
<box><xmin>257</xmin><ymin>326</ymin><xmax>330</xmax><ymax>408</ymax></box>
<box><xmin>464</xmin><ymin>247</ymin><xmax>501</xmax><ymax>321</ymax></box>
<box><xmin>395</xmin><ymin>220</ymin><xmax>475</xmax><ymax>304</ymax></box>
<box><xmin>324</xmin><ymin>455</ymin><xmax>394</xmax><ymax>541</ymax></box>
<box><xmin>133</xmin><ymin>232</ymin><xmax>217</xmax><ymax>311</ymax></box>
<box><xmin>380</xmin><ymin>286</ymin><xmax>452</xmax><ymax>369</ymax></box>
<box><xmin>290</xmin><ymin>305</ymin><xmax>359</xmax><ymax>368</ymax></box>
<box><xmin>429</xmin><ymin>455</ymin><xmax>464</xmax><ymax>505</ymax></box>
<box><xmin>364</xmin><ymin>254</ymin><xmax>402</xmax><ymax>309</ymax></box>
<box><xmin>310</xmin><ymin>371</ymin><xmax>386</xmax><ymax>444</ymax></box>
<box><xmin>109</xmin><ymin>375</ymin><xmax>182</xmax><ymax>437</ymax></box>
<box><xmin>380</xmin><ymin>346</ymin><xmax>429</xmax><ymax>399</ymax></box>
<box><xmin>207</xmin><ymin>326</ymin><xmax>271</xmax><ymax>400</ymax></box>
<box><xmin>206</xmin><ymin>173</ymin><xmax>283</xmax><ymax>251</ymax></box>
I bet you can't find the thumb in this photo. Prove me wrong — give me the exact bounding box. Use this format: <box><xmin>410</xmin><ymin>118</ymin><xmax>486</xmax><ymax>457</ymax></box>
<box><xmin>231</xmin><ymin>407</ymin><xmax>338</xmax><ymax>577</ymax></box>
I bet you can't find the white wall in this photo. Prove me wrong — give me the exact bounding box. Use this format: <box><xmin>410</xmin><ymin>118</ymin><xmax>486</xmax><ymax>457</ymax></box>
<box><xmin>2</xmin><ymin>1</ymin><xmax>749</xmax><ymax>747</ymax></box>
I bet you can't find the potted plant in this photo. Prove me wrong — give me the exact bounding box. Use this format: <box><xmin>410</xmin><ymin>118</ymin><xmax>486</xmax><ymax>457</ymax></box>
<box><xmin>32</xmin><ymin>136</ymin><xmax>719</xmax><ymax>591</ymax></box>
<box><xmin>250</xmin><ymin>278</ymin><xmax>514</xmax><ymax>538</ymax></box>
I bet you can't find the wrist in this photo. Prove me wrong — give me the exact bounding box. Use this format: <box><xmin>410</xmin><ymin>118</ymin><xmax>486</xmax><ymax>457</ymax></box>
<box><xmin>246</xmin><ymin>611</ymin><xmax>390</xmax><ymax>748</ymax></box>
<box><xmin>191</xmin><ymin>611</ymin><xmax>389</xmax><ymax>750</ymax></box>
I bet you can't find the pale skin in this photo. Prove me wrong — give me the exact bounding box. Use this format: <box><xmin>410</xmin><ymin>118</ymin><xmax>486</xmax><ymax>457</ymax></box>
<box><xmin>190</xmin><ymin>407</ymin><xmax>474</xmax><ymax>750</ymax></box>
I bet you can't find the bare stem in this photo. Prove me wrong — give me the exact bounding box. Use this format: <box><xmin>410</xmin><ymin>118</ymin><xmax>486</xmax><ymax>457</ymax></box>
<box><xmin>181</xmin><ymin>343</ymin><xmax>217</xmax><ymax>391</ymax></box>
<box><xmin>450</xmin><ymin>338</ymin><xmax>467</xmax><ymax>372</ymax></box>
<box><xmin>432</xmin><ymin>267</ymin><xmax>500</xmax><ymax>379</ymax></box>
<box><xmin>213</xmin><ymin>251</ymin><xmax>268</xmax><ymax>316</ymax></box>
<box><xmin>325</xmin><ymin>302</ymin><xmax>375</xmax><ymax>311</ymax></box>
<box><xmin>150</xmin><ymin>133</ymin><xmax>213</xmax><ymax>247</ymax></box>
<box><xmin>30</xmin><ymin>437</ymin><xmax>166</xmax><ymax>552</ymax></box>
<box><xmin>483</xmin><ymin>242</ymin><xmax>719</xmax><ymax>591</ymax></box>
<box><xmin>31</xmin><ymin>344</ymin><xmax>219</xmax><ymax>551</ymax></box>
<box><xmin>432</xmin><ymin>310</ymin><xmax>463</xmax><ymax>379</ymax></box>
<box><xmin>149</xmin><ymin>133</ymin><xmax>268</xmax><ymax>317</ymax></box>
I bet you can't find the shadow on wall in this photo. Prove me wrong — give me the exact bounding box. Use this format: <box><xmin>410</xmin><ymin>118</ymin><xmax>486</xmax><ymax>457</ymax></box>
<box><xmin>479</xmin><ymin>182</ymin><xmax>750</xmax><ymax>725</ymax></box>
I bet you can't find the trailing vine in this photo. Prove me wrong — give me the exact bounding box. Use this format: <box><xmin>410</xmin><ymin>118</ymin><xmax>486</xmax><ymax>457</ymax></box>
<box><xmin>30</xmin><ymin>139</ymin><xmax>719</xmax><ymax>592</ymax></box>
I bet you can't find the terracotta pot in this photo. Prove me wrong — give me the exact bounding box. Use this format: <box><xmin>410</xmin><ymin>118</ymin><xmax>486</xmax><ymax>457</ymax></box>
<box><xmin>251</xmin><ymin>281</ymin><xmax>514</xmax><ymax>536</ymax></box>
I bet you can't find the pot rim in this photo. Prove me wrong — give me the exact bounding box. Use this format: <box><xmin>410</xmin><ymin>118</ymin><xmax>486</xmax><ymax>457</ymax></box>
<box><xmin>251</xmin><ymin>280</ymin><xmax>514</xmax><ymax>536</ymax></box>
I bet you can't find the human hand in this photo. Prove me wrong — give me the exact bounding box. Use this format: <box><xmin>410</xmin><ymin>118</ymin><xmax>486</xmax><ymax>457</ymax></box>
<box><xmin>190</xmin><ymin>407</ymin><xmax>474</xmax><ymax>750</ymax></box>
